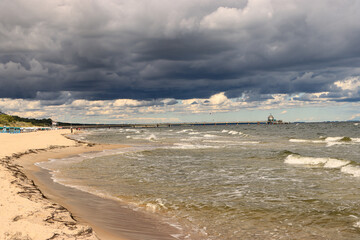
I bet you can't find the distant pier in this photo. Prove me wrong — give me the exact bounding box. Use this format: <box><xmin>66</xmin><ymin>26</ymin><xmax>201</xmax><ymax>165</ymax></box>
<box><xmin>62</xmin><ymin>121</ymin><xmax>289</xmax><ymax>129</ymax></box>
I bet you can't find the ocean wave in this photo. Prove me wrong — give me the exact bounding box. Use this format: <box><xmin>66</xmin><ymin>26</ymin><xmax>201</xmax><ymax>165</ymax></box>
<box><xmin>285</xmin><ymin>155</ymin><xmax>328</xmax><ymax>166</ymax></box>
<box><xmin>172</xmin><ymin>143</ymin><xmax>221</xmax><ymax>149</ymax></box>
<box><xmin>203</xmin><ymin>140</ymin><xmax>259</xmax><ymax>145</ymax></box>
<box><xmin>203</xmin><ymin>140</ymin><xmax>236</xmax><ymax>143</ymax></box>
<box><xmin>323</xmin><ymin>158</ymin><xmax>351</xmax><ymax>168</ymax></box>
<box><xmin>228</xmin><ymin>130</ymin><xmax>239</xmax><ymax>135</ymax></box>
<box><xmin>325</xmin><ymin>137</ymin><xmax>360</xmax><ymax>147</ymax></box>
<box><xmin>353</xmin><ymin>220</ymin><xmax>360</xmax><ymax>228</ymax></box>
<box><xmin>284</xmin><ymin>154</ymin><xmax>360</xmax><ymax>179</ymax></box>
<box><xmin>289</xmin><ymin>139</ymin><xmax>323</xmax><ymax>143</ymax></box>
<box><xmin>179</xmin><ymin>137</ymin><xmax>203</xmax><ymax>142</ymax></box>
<box><xmin>221</xmin><ymin>129</ymin><xmax>248</xmax><ymax>136</ymax></box>
<box><xmin>289</xmin><ymin>137</ymin><xmax>360</xmax><ymax>147</ymax></box>
<box><xmin>203</xmin><ymin>134</ymin><xmax>217</xmax><ymax>138</ymax></box>
<box><xmin>145</xmin><ymin>198</ymin><xmax>169</xmax><ymax>212</ymax></box>
<box><xmin>39</xmin><ymin>149</ymin><xmax>124</xmax><ymax>168</ymax></box>
<box><xmin>324</xmin><ymin>137</ymin><xmax>343</xmax><ymax>147</ymax></box>
<box><xmin>340</xmin><ymin>165</ymin><xmax>360</xmax><ymax>177</ymax></box>
<box><xmin>240</xmin><ymin>141</ymin><xmax>260</xmax><ymax>144</ymax></box>
<box><xmin>188</xmin><ymin>132</ymin><xmax>200</xmax><ymax>135</ymax></box>
<box><xmin>131</xmin><ymin>134</ymin><xmax>158</xmax><ymax>141</ymax></box>
<box><xmin>125</xmin><ymin>129</ymin><xmax>142</xmax><ymax>133</ymax></box>
<box><xmin>284</xmin><ymin>154</ymin><xmax>350</xmax><ymax>168</ymax></box>
<box><xmin>176</xmin><ymin>129</ymin><xmax>194</xmax><ymax>133</ymax></box>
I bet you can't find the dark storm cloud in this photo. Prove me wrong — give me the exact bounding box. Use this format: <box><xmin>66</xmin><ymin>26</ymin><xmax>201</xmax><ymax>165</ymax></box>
<box><xmin>1</xmin><ymin>0</ymin><xmax>360</xmax><ymax>104</ymax></box>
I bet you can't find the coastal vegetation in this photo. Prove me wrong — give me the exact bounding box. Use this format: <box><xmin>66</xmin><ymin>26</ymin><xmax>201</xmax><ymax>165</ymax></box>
<box><xmin>0</xmin><ymin>112</ymin><xmax>52</xmax><ymax>127</ymax></box>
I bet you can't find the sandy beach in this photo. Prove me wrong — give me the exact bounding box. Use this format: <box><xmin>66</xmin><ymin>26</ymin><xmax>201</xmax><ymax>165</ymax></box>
<box><xmin>0</xmin><ymin>130</ymin><xmax>121</xmax><ymax>240</ymax></box>
<box><xmin>0</xmin><ymin>129</ymin><xmax>181</xmax><ymax>240</ymax></box>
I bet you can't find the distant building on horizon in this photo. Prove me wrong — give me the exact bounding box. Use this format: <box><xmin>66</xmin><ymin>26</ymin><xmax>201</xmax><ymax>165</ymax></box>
<box><xmin>267</xmin><ymin>114</ymin><xmax>284</xmax><ymax>124</ymax></box>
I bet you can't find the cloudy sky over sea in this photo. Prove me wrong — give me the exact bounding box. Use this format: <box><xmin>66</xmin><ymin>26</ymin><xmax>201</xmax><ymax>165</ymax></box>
<box><xmin>1</xmin><ymin>0</ymin><xmax>360</xmax><ymax>123</ymax></box>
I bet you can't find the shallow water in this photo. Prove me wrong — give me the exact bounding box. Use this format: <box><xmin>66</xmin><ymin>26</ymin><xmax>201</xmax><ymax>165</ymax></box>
<box><xmin>38</xmin><ymin>122</ymin><xmax>360</xmax><ymax>239</ymax></box>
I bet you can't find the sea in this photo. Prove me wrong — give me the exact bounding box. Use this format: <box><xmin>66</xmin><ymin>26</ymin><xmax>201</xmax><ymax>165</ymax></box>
<box><xmin>37</xmin><ymin>122</ymin><xmax>360</xmax><ymax>239</ymax></box>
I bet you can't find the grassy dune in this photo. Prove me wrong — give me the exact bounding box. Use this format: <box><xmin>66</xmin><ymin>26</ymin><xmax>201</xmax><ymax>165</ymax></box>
<box><xmin>0</xmin><ymin>114</ymin><xmax>52</xmax><ymax>127</ymax></box>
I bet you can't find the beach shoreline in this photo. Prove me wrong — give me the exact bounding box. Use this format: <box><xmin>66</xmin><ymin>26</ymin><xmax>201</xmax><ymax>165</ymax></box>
<box><xmin>0</xmin><ymin>129</ymin><xmax>180</xmax><ymax>240</ymax></box>
<box><xmin>0</xmin><ymin>130</ymin><xmax>101</xmax><ymax>239</ymax></box>
<box><xmin>0</xmin><ymin>130</ymin><xmax>130</xmax><ymax>239</ymax></box>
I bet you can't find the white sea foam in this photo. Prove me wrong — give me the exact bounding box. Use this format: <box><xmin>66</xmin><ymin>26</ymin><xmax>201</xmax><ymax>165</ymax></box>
<box><xmin>220</xmin><ymin>130</ymin><xmax>247</xmax><ymax>136</ymax></box>
<box><xmin>146</xmin><ymin>203</ymin><xmax>162</xmax><ymax>213</ymax></box>
<box><xmin>326</xmin><ymin>142</ymin><xmax>343</xmax><ymax>147</ymax></box>
<box><xmin>241</xmin><ymin>141</ymin><xmax>260</xmax><ymax>144</ymax></box>
<box><xmin>290</xmin><ymin>137</ymin><xmax>360</xmax><ymax>147</ymax></box>
<box><xmin>176</xmin><ymin>129</ymin><xmax>193</xmax><ymax>133</ymax></box>
<box><xmin>289</xmin><ymin>139</ymin><xmax>323</xmax><ymax>143</ymax></box>
<box><xmin>324</xmin><ymin>137</ymin><xmax>343</xmax><ymax>146</ymax></box>
<box><xmin>285</xmin><ymin>155</ymin><xmax>349</xmax><ymax>168</ymax></box>
<box><xmin>353</xmin><ymin>221</ymin><xmax>360</xmax><ymax>228</ymax></box>
<box><xmin>228</xmin><ymin>130</ymin><xmax>239</xmax><ymax>135</ymax></box>
<box><xmin>323</xmin><ymin>158</ymin><xmax>350</xmax><ymax>168</ymax></box>
<box><xmin>325</xmin><ymin>137</ymin><xmax>360</xmax><ymax>146</ymax></box>
<box><xmin>188</xmin><ymin>132</ymin><xmax>200</xmax><ymax>135</ymax></box>
<box><xmin>284</xmin><ymin>154</ymin><xmax>360</xmax><ymax>180</ymax></box>
<box><xmin>203</xmin><ymin>139</ymin><xmax>234</xmax><ymax>143</ymax></box>
<box><xmin>203</xmin><ymin>134</ymin><xmax>217</xmax><ymax>138</ymax></box>
<box><xmin>285</xmin><ymin>155</ymin><xmax>328</xmax><ymax>165</ymax></box>
<box><xmin>289</xmin><ymin>139</ymin><xmax>309</xmax><ymax>143</ymax></box>
<box><xmin>142</xmin><ymin>198</ymin><xmax>172</xmax><ymax>214</ymax></box>
<box><xmin>341</xmin><ymin>165</ymin><xmax>360</xmax><ymax>177</ymax></box>
<box><xmin>201</xmin><ymin>140</ymin><xmax>259</xmax><ymax>147</ymax></box>
<box><xmin>125</xmin><ymin>129</ymin><xmax>141</xmax><ymax>133</ymax></box>
<box><xmin>147</xmin><ymin>134</ymin><xmax>157</xmax><ymax>141</ymax></box>
<box><xmin>179</xmin><ymin>137</ymin><xmax>203</xmax><ymax>142</ymax></box>
<box><xmin>325</xmin><ymin>137</ymin><xmax>346</xmax><ymax>142</ymax></box>
<box><xmin>172</xmin><ymin>143</ymin><xmax>220</xmax><ymax>149</ymax></box>
<box><xmin>131</xmin><ymin>134</ymin><xmax>158</xmax><ymax>141</ymax></box>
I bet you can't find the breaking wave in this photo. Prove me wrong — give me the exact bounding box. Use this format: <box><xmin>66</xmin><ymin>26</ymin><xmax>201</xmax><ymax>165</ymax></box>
<box><xmin>284</xmin><ymin>154</ymin><xmax>360</xmax><ymax>178</ymax></box>
<box><xmin>289</xmin><ymin>136</ymin><xmax>360</xmax><ymax>147</ymax></box>
<box><xmin>172</xmin><ymin>143</ymin><xmax>221</xmax><ymax>149</ymax></box>
<box><xmin>284</xmin><ymin>154</ymin><xmax>349</xmax><ymax>168</ymax></box>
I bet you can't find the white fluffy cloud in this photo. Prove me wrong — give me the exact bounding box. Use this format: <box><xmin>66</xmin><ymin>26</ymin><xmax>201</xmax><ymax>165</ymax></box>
<box><xmin>209</xmin><ymin>92</ymin><xmax>230</xmax><ymax>105</ymax></box>
<box><xmin>334</xmin><ymin>77</ymin><xmax>360</xmax><ymax>91</ymax></box>
<box><xmin>200</xmin><ymin>1</ymin><xmax>274</xmax><ymax>30</ymax></box>
<box><xmin>0</xmin><ymin>87</ymin><xmax>358</xmax><ymax>123</ymax></box>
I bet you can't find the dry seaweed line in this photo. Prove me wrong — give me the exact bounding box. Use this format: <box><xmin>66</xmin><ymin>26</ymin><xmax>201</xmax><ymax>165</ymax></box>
<box><xmin>0</xmin><ymin>145</ymin><xmax>99</xmax><ymax>240</ymax></box>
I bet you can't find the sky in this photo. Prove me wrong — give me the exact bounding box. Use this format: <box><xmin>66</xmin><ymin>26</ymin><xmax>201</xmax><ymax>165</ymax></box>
<box><xmin>0</xmin><ymin>0</ymin><xmax>360</xmax><ymax>123</ymax></box>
